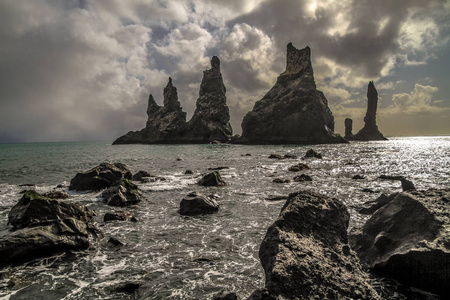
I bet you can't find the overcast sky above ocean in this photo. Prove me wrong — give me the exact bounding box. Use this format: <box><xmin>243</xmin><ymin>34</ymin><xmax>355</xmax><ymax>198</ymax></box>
<box><xmin>0</xmin><ymin>0</ymin><xmax>449</xmax><ymax>142</ymax></box>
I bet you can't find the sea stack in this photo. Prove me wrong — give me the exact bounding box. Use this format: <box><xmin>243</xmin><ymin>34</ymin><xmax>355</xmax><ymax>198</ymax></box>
<box><xmin>350</xmin><ymin>81</ymin><xmax>387</xmax><ymax>141</ymax></box>
<box><xmin>184</xmin><ymin>56</ymin><xmax>232</xmax><ymax>143</ymax></box>
<box><xmin>113</xmin><ymin>78</ymin><xmax>187</xmax><ymax>144</ymax></box>
<box><xmin>344</xmin><ymin>118</ymin><xmax>353</xmax><ymax>139</ymax></box>
<box><xmin>113</xmin><ymin>57</ymin><xmax>233</xmax><ymax>144</ymax></box>
<box><xmin>240</xmin><ymin>43</ymin><xmax>346</xmax><ymax>144</ymax></box>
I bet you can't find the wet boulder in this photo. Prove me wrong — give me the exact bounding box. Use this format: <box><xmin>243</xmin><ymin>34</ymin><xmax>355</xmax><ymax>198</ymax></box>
<box><xmin>249</xmin><ymin>190</ymin><xmax>380</xmax><ymax>299</ymax></box>
<box><xmin>287</xmin><ymin>163</ymin><xmax>310</xmax><ymax>172</ymax></box>
<box><xmin>358</xmin><ymin>193</ymin><xmax>399</xmax><ymax>215</ymax></box>
<box><xmin>350</xmin><ymin>189</ymin><xmax>450</xmax><ymax>297</ymax></box>
<box><xmin>268</xmin><ymin>154</ymin><xmax>283</xmax><ymax>159</ymax></box>
<box><xmin>0</xmin><ymin>191</ymin><xmax>100</xmax><ymax>267</ymax></box>
<box><xmin>198</xmin><ymin>171</ymin><xmax>226</xmax><ymax>186</ymax></box>
<box><xmin>42</xmin><ymin>190</ymin><xmax>70</xmax><ymax>199</ymax></box>
<box><xmin>212</xmin><ymin>290</ymin><xmax>239</xmax><ymax>300</ymax></box>
<box><xmin>293</xmin><ymin>174</ymin><xmax>312</xmax><ymax>182</ymax></box>
<box><xmin>101</xmin><ymin>179</ymin><xmax>145</xmax><ymax>207</ymax></box>
<box><xmin>132</xmin><ymin>170</ymin><xmax>151</xmax><ymax>182</ymax></box>
<box><xmin>69</xmin><ymin>162</ymin><xmax>132</xmax><ymax>191</ymax></box>
<box><xmin>179</xmin><ymin>191</ymin><xmax>219</xmax><ymax>215</ymax></box>
<box><xmin>104</xmin><ymin>211</ymin><xmax>133</xmax><ymax>222</ymax></box>
<box><xmin>304</xmin><ymin>149</ymin><xmax>322</xmax><ymax>159</ymax></box>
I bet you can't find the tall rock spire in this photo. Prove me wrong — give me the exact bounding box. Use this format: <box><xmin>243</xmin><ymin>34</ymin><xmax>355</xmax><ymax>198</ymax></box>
<box><xmin>351</xmin><ymin>81</ymin><xmax>386</xmax><ymax>141</ymax></box>
<box><xmin>185</xmin><ymin>56</ymin><xmax>232</xmax><ymax>143</ymax></box>
<box><xmin>239</xmin><ymin>43</ymin><xmax>345</xmax><ymax>144</ymax></box>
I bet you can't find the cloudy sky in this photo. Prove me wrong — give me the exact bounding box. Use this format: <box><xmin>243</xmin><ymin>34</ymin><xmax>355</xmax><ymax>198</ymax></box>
<box><xmin>0</xmin><ymin>0</ymin><xmax>449</xmax><ymax>143</ymax></box>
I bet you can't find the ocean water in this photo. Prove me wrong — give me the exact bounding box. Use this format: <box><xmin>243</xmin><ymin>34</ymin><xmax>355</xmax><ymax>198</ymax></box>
<box><xmin>0</xmin><ymin>137</ymin><xmax>449</xmax><ymax>299</ymax></box>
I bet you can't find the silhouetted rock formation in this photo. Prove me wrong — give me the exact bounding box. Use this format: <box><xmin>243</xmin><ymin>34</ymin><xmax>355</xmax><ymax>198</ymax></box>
<box><xmin>239</xmin><ymin>43</ymin><xmax>346</xmax><ymax>144</ymax></box>
<box><xmin>350</xmin><ymin>82</ymin><xmax>386</xmax><ymax>141</ymax></box>
<box><xmin>344</xmin><ymin>118</ymin><xmax>353</xmax><ymax>139</ymax></box>
<box><xmin>113</xmin><ymin>57</ymin><xmax>232</xmax><ymax>144</ymax></box>
<box><xmin>185</xmin><ymin>56</ymin><xmax>232</xmax><ymax>143</ymax></box>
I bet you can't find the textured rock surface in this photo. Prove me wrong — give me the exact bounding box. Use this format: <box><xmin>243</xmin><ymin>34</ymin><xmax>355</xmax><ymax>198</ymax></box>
<box><xmin>198</xmin><ymin>171</ymin><xmax>226</xmax><ymax>186</ymax></box>
<box><xmin>69</xmin><ymin>162</ymin><xmax>132</xmax><ymax>191</ymax></box>
<box><xmin>344</xmin><ymin>118</ymin><xmax>353</xmax><ymax>139</ymax></box>
<box><xmin>240</xmin><ymin>43</ymin><xmax>346</xmax><ymax>144</ymax></box>
<box><xmin>179</xmin><ymin>191</ymin><xmax>219</xmax><ymax>215</ymax></box>
<box><xmin>350</xmin><ymin>189</ymin><xmax>450</xmax><ymax>297</ymax></box>
<box><xmin>113</xmin><ymin>57</ymin><xmax>232</xmax><ymax>144</ymax></box>
<box><xmin>248</xmin><ymin>191</ymin><xmax>380</xmax><ymax>299</ymax></box>
<box><xmin>350</xmin><ymin>82</ymin><xmax>387</xmax><ymax>141</ymax></box>
<box><xmin>101</xmin><ymin>179</ymin><xmax>145</xmax><ymax>206</ymax></box>
<box><xmin>184</xmin><ymin>56</ymin><xmax>232</xmax><ymax>143</ymax></box>
<box><xmin>0</xmin><ymin>191</ymin><xmax>99</xmax><ymax>267</ymax></box>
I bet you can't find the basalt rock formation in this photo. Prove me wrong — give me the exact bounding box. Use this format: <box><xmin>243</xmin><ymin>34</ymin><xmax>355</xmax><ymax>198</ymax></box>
<box><xmin>113</xmin><ymin>57</ymin><xmax>232</xmax><ymax>144</ymax></box>
<box><xmin>344</xmin><ymin>118</ymin><xmax>353</xmax><ymax>139</ymax></box>
<box><xmin>350</xmin><ymin>81</ymin><xmax>387</xmax><ymax>141</ymax></box>
<box><xmin>240</xmin><ymin>43</ymin><xmax>346</xmax><ymax>144</ymax></box>
<box><xmin>350</xmin><ymin>189</ymin><xmax>450</xmax><ymax>297</ymax></box>
<box><xmin>248</xmin><ymin>191</ymin><xmax>380</xmax><ymax>299</ymax></box>
<box><xmin>184</xmin><ymin>56</ymin><xmax>233</xmax><ymax>143</ymax></box>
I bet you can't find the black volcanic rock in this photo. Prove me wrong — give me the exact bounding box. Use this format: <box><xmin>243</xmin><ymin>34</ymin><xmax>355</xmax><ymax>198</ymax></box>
<box><xmin>344</xmin><ymin>118</ymin><xmax>353</xmax><ymax>139</ymax></box>
<box><xmin>248</xmin><ymin>191</ymin><xmax>380</xmax><ymax>299</ymax></box>
<box><xmin>0</xmin><ymin>191</ymin><xmax>100</xmax><ymax>267</ymax></box>
<box><xmin>179</xmin><ymin>191</ymin><xmax>219</xmax><ymax>215</ymax></box>
<box><xmin>69</xmin><ymin>162</ymin><xmax>132</xmax><ymax>191</ymax></box>
<box><xmin>113</xmin><ymin>78</ymin><xmax>187</xmax><ymax>144</ymax></box>
<box><xmin>240</xmin><ymin>43</ymin><xmax>346</xmax><ymax>144</ymax></box>
<box><xmin>113</xmin><ymin>57</ymin><xmax>233</xmax><ymax>144</ymax></box>
<box><xmin>350</xmin><ymin>82</ymin><xmax>387</xmax><ymax>141</ymax></box>
<box><xmin>350</xmin><ymin>189</ymin><xmax>450</xmax><ymax>297</ymax></box>
<box><xmin>184</xmin><ymin>56</ymin><xmax>232</xmax><ymax>143</ymax></box>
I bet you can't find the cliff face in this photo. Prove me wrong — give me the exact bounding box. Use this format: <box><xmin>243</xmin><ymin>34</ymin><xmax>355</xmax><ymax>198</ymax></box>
<box><xmin>240</xmin><ymin>43</ymin><xmax>346</xmax><ymax>144</ymax></box>
<box><xmin>113</xmin><ymin>57</ymin><xmax>232</xmax><ymax>144</ymax></box>
<box><xmin>350</xmin><ymin>81</ymin><xmax>387</xmax><ymax>141</ymax></box>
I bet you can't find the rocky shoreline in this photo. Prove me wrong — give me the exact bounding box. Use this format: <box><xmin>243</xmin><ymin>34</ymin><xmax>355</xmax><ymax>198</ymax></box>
<box><xmin>1</xmin><ymin>154</ymin><xmax>448</xmax><ymax>299</ymax></box>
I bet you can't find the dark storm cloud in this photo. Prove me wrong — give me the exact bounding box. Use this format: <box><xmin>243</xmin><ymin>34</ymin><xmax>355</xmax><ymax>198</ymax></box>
<box><xmin>0</xmin><ymin>0</ymin><xmax>448</xmax><ymax>142</ymax></box>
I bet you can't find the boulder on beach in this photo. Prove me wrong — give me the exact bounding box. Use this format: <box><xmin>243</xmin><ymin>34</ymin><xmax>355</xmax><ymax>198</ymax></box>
<box><xmin>212</xmin><ymin>290</ymin><xmax>239</xmax><ymax>300</ymax></box>
<box><xmin>358</xmin><ymin>192</ymin><xmax>399</xmax><ymax>215</ymax></box>
<box><xmin>69</xmin><ymin>162</ymin><xmax>132</xmax><ymax>191</ymax></box>
<box><xmin>240</xmin><ymin>43</ymin><xmax>346</xmax><ymax>144</ymax></box>
<box><xmin>293</xmin><ymin>174</ymin><xmax>312</xmax><ymax>182</ymax></box>
<box><xmin>248</xmin><ymin>191</ymin><xmax>380</xmax><ymax>299</ymax></box>
<box><xmin>350</xmin><ymin>189</ymin><xmax>450</xmax><ymax>297</ymax></box>
<box><xmin>179</xmin><ymin>191</ymin><xmax>219</xmax><ymax>215</ymax></box>
<box><xmin>101</xmin><ymin>179</ymin><xmax>145</xmax><ymax>206</ymax></box>
<box><xmin>0</xmin><ymin>191</ymin><xmax>100</xmax><ymax>267</ymax></box>
<box><xmin>198</xmin><ymin>171</ymin><xmax>226</xmax><ymax>186</ymax></box>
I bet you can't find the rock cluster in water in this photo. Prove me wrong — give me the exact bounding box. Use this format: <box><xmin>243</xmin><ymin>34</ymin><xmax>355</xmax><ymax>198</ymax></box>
<box><xmin>348</xmin><ymin>81</ymin><xmax>386</xmax><ymax>141</ymax></box>
<box><xmin>113</xmin><ymin>56</ymin><xmax>232</xmax><ymax>144</ymax></box>
<box><xmin>0</xmin><ymin>191</ymin><xmax>101</xmax><ymax>267</ymax></box>
<box><xmin>239</xmin><ymin>43</ymin><xmax>346</xmax><ymax>144</ymax></box>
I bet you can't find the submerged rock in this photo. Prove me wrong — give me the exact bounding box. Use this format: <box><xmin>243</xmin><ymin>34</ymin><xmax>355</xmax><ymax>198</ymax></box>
<box><xmin>104</xmin><ymin>211</ymin><xmax>132</xmax><ymax>222</ymax></box>
<box><xmin>293</xmin><ymin>174</ymin><xmax>312</xmax><ymax>182</ymax></box>
<box><xmin>132</xmin><ymin>170</ymin><xmax>151</xmax><ymax>182</ymax></box>
<box><xmin>198</xmin><ymin>171</ymin><xmax>226</xmax><ymax>187</ymax></box>
<box><xmin>179</xmin><ymin>191</ymin><xmax>219</xmax><ymax>215</ymax></box>
<box><xmin>69</xmin><ymin>162</ymin><xmax>132</xmax><ymax>191</ymax></box>
<box><xmin>249</xmin><ymin>191</ymin><xmax>380</xmax><ymax>299</ymax></box>
<box><xmin>304</xmin><ymin>149</ymin><xmax>322</xmax><ymax>159</ymax></box>
<box><xmin>350</xmin><ymin>189</ymin><xmax>450</xmax><ymax>297</ymax></box>
<box><xmin>240</xmin><ymin>43</ymin><xmax>346</xmax><ymax>144</ymax></box>
<box><xmin>287</xmin><ymin>163</ymin><xmax>310</xmax><ymax>172</ymax></box>
<box><xmin>101</xmin><ymin>179</ymin><xmax>145</xmax><ymax>206</ymax></box>
<box><xmin>42</xmin><ymin>190</ymin><xmax>70</xmax><ymax>199</ymax></box>
<box><xmin>212</xmin><ymin>290</ymin><xmax>239</xmax><ymax>300</ymax></box>
<box><xmin>350</xmin><ymin>82</ymin><xmax>387</xmax><ymax>141</ymax></box>
<box><xmin>0</xmin><ymin>191</ymin><xmax>100</xmax><ymax>267</ymax></box>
